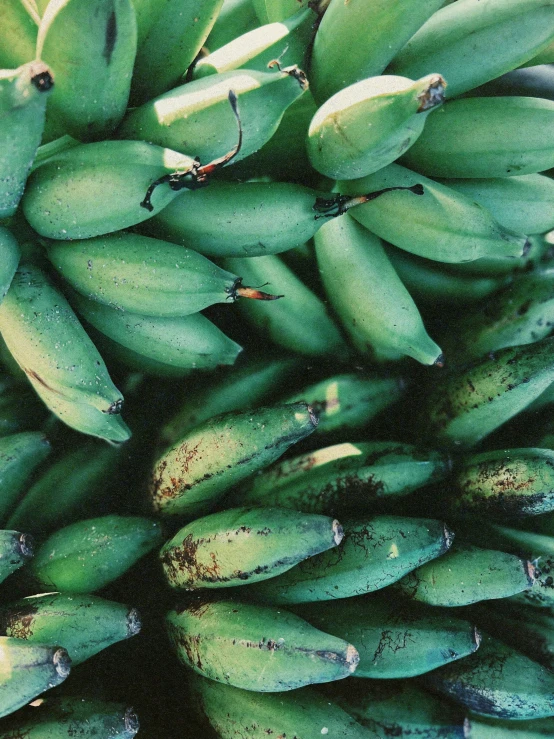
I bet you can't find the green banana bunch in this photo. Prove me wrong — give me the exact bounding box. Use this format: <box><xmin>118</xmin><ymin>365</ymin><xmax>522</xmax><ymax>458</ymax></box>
<box><xmin>234</xmin><ymin>441</ymin><xmax>451</xmax><ymax>515</ymax></box>
<box><xmin>393</xmin><ymin>545</ymin><xmax>535</xmax><ymax>607</ymax></box>
<box><xmin>36</xmin><ymin>0</ymin><xmax>137</xmax><ymax>142</ymax></box>
<box><xmin>0</xmin><ymin>529</ymin><xmax>34</xmax><ymax>584</ymax></box>
<box><xmin>251</xmin><ymin>0</ymin><xmax>311</xmax><ymax>23</ymax></box>
<box><xmin>0</xmin><ymin>228</ymin><xmax>20</xmax><ymax>304</ymax></box>
<box><xmin>248</xmin><ymin>515</ymin><xmax>453</xmax><ymax>604</ymax></box>
<box><xmin>309</xmin><ymin>0</ymin><xmax>445</xmax><ymax>104</ymax></box>
<box><xmin>0</xmin><ymin>375</ymin><xmax>48</xmax><ymax>436</ymax></box>
<box><xmin>159</xmin><ymin>506</ymin><xmax>343</xmax><ymax>590</ymax></box>
<box><xmin>424</xmin><ymin>633</ymin><xmax>554</xmax><ymax>720</ymax></box>
<box><xmin>314</xmin><ymin>214</ymin><xmax>443</xmax><ymax>365</ymax></box>
<box><xmin>25</xmin><ymin>515</ymin><xmax>163</xmax><ymax>593</ymax></box>
<box><xmin>47</xmin><ymin>232</ymin><xmax>281</xmax><ymax>317</ymax></box>
<box><xmin>388</xmin><ymin>0</ymin><xmax>554</xmax><ymax>99</ymax></box>
<box><xmin>0</xmin><ymin>592</ymin><xmax>140</xmax><ymax>665</ymax></box>
<box><xmin>401</xmin><ymin>97</ymin><xmax>554</xmax><ymax>178</ymax></box>
<box><xmin>70</xmin><ymin>289</ymin><xmax>242</xmax><ymax>372</ymax></box>
<box><xmin>0</xmin><ymin>0</ymin><xmax>39</xmax><ymax>69</ymax></box>
<box><xmin>149</xmin><ymin>403</ymin><xmax>318</xmax><ymax>518</ymax></box>
<box><xmin>0</xmin><ymin>264</ymin><xmax>130</xmax><ymax>443</ymax></box>
<box><xmin>190</xmin><ymin>676</ymin><xmax>375</xmax><ymax>739</ymax></box>
<box><xmin>424</xmin><ymin>337</ymin><xmax>554</xmax><ymax>448</ymax></box>
<box><xmin>130</xmin><ymin>0</ymin><xmax>223</xmax><ymax>104</ymax></box>
<box><xmin>165</xmin><ymin>597</ymin><xmax>358</xmax><ymax>690</ymax></box>
<box><xmin>0</xmin><ymin>638</ymin><xmax>70</xmax><ymax>719</ymax></box>
<box><xmin>120</xmin><ymin>66</ymin><xmax>307</xmax><ymax>165</ymax></box>
<box><xmin>339</xmin><ymin>164</ymin><xmax>528</xmax><ymax>264</ymax></box>
<box><xmin>0</xmin><ymin>61</ymin><xmax>53</xmax><ymax>218</ymax></box>
<box><xmin>193</xmin><ymin>7</ymin><xmax>314</xmax><ymax>79</ymax></box>
<box><xmin>221</xmin><ymin>254</ymin><xmax>346</xmax><ymax>357</ymax></box>
<box><xmin>0</xmin><ymin>431</ymin><xmax>50</xmax><ymax>523</ymax></box>
<box><xmin>206</xmin><ymin>0</ymin><xmax>260</xmax><ymax>52</ymax></box>
<box><xmin>307</xmin><ymin>73</ymin><xmax>446</xmax><ymax>180</ymax></box>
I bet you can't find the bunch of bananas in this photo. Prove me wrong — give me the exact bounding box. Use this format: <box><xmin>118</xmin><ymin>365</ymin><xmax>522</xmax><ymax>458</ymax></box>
<box><xmin>2</xmin><ymin>0</ymin><xmax>554</xmax><ymax>736</ymax></box>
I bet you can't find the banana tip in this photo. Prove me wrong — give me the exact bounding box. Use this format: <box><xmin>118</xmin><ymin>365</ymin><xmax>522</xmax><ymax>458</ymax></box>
<box><xmin>525</xmin><ymin>559</ymin><xmax>537</xmax><ymax>587</ymax></box>
<box><xmin>19</xmin><ymin>533</ymin><xmax>35</xmax><ymax>559</ymax></box>
<box><xmin>307</xmin><ymin>404</ymin><xmax>319</xmax><ymax>428</ymax></box>
<box><xmin>127</xmin><ymin>607</ymin><xmax>142</xmax><ymax>637</ymax></box>
<box><xmin>125</xmin><ymin>707</ymin><xmax>140</xmax><ymax>733</ymax></box>
<box><xmin>53</xmin><ymin>647</ymin><xmax>71</xmax><ymax>679</ymax></box>
<box><xmin>346</xmin><ymin>644</ymin><xmax>360</xmax><ymax>672</ymax></box>
<box><xmin>29</xmin><ymin>62</ymin><xmax>54</xmax><ymax>92</ymax></box>
<box><xmin>332</xmin><ymin>519</ymin><xmax>344</xmax><ymax>546</ymax></box>
<box><xmin>443</xmin><ymin>523</ymin><xmax>455</xmax><ymax>552</ymax></box>
<box><xmin>472</xmin><ymin>626</ymin><xmax>482</xmax><ymax>652</ymax></box>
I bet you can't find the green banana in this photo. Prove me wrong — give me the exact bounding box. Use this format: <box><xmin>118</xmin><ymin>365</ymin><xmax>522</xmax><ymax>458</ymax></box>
<box><xmin>0</xmin><ymin>638</ymin><xmax>70</xmax><ymax>719</ymax></box>
<box><xmin>467</xmin><ymin>715</ymin><xmax>554</xmax><ymax>738</ymax></box>
<box><xmin>47</xmin><ymin>232</ymin><xmax>281</xmax><ymax>317</ymax></box>
<box><xmin>339</xmin><ymin>164</ymin><xmax>528</xmax><ymax>264</ymax></box>
<box><xmin>401</xmin><ymin>97</ymin><xmax>554</xmax><ymax>178</ymax></box>
<box><xmin>149</xmin><ymin>402</ymin><xmax>318</xmax><ymax>518</ymax></box>
<box><xmin>314</xmin><ymin>213</ymin><xmax>443</xmax><ymax>365</ymax></box>
<box><xmin>424</xmin><ymin>633</ymin><xmax>554</xmax><ymax>719</ymax></box>
<box><xmin>130</xmin><ymin>0</ymin><xmax>223</xmax><ymax>105</ymax></box>
<box><xmin>193</xmin><ymin>7</ymin><xmax>314</xmax><ymax>79</ymax></box>
<box><xmin>424</xmin><ymin>337</ymin><xmax>554</xmax><ymax>448</ymax></box>
<box><xmin>120</xmin><ymin>66</ymin><xmax>307</xmax><ymax>165</ymax></box>
<box><xmin>392</xmin><ymin>545</ymin><xmax>535</xmax><ymax>607</ymax></box>
<box><xmin>307</xmin><ymin>73</ymin><xmax>446</xmax><ymax>180</ymax></box>
<box><xmin>0</xmin><ymin>592</ymin><xmax>140</xmax><ymax>665</ymax></box>
<box><xmin>0</xmin><ymin>431</ymin><xmax>50</xmax><ymax>523</ymax></box>
<box><xmin>0</xmin><ymin>228</ymin><xmax>20</xmax><ymax>304</ymax></box>
<box><xmin>248</xmin><ymin>515</ymin><xmax>453</xmax><ymax>604</ymax></box>
<box><xmin>0</xmin><ymin>264</ymin><xmax>130</xmax><ymax>443</ymax></box>
<box><xmin>25</xmin><ymin>515</ymin><xmax>164</xmax><ymax>593</ymax></box>
<box><xmin>521</xmin><ymin>37</ymin><xmax>554</xmax><ymax>68</ymax></box>
<box><xmin>159</xmin><ymin>506</ymin><xmax>343</xmax><ymax>590</ymax></box>
<box><xmin>0</xmin><ymin>0</ymin><xmax>39</xmax><ymax>69</ymax></box>
<box><xmin>0</xmin><ymin>61</ymin><xmax>53</xmax><ymax>218</ymax></box>
<box><xmin>36</xmin><ymin>0</ymin><xmax>137</xmax><ymax>142</ymax></box>
<box><xmin>0</xmin><ymin>375</ymin><xmax>48</xmax><ymax>436</ymax></box>
<box><xmin>206</xmin><ymin>0</ymin><xmax>260</xmax><ymax>52</ymax></box>
<box><xmin>388</xmin><ymin>0</ymin><xmax>554</xmax><ymax>99</ymax></box>
<box><xmin>234</xmin><ymin>441</ymin><xmax>451</xmax><ymax>515</ymax></box>
<box><xmin>165</xmin><ymin>597</ymin><xmax>358</xmax><ymax>690</ymax></box>
<box><xmin>220</xmin><ymin>254</ymin><xmax>346</xmax><ymax>357</ymax></box>
<box><xmin>511</xmin><ymin>557</ymin><xmax>554</xmax><ymax>609</ymax></box>
<box><xmin>0</xmin><ymin>530</ymin><xmax>34</xmax><ymax>584</ymax></box>
<box><xmin>471</xmin><ymin>63</ymin><xmax>554</xmax><ymax>101</ymax></box>
<box><xmin>309</xmin><ymin>0</ymin><xmax>445</xmax><ymax>104</ymax></box>
<box><xmin>251</xmin><ymin>0</ymin><xmax>311</xmax><ymax>23</ymax></box>
<box><xmin>69</xmin><ymin>289</ymin><xmax>242</xmax><ymax>371</ymax></box>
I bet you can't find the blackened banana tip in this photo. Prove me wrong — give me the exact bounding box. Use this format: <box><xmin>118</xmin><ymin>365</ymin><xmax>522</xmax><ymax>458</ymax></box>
<box><xmin>332</xmin><ymin>519</ymin><xmax>344</xmax><ymax>546</ymax></box>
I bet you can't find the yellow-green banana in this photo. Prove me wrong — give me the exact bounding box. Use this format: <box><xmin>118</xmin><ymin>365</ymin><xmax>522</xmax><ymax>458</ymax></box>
<box><xmin>0</xmin><ymin>0</ymin><xmax>39</xmax><ymax>69</ymax></box>
<box><xmin>206</xmin><ymin>0</ymin><xmax>260</xmax><ymax>52</ymax></box>
<box><xmin>251</xmin><ymin>0</ymin><xmax>310</xmax><ymax>23</ymax></box>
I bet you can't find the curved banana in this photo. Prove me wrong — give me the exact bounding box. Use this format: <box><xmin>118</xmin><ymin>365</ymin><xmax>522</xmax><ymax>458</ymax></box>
<box><xmin>251</xmin><ymin>0</ymin><xmax>310</xmax><ymax>23</ymax></box>
<box><xmin>0</xmin><ymin>228</ymin><xmax>20</xmax><ymax>305</ymax></box>
<box><xmin>0</xmin><ymin>431</ymin><xmax>50</xmax><ymax>524</ymax></box>
<box><xmin>206</xmin><ymin>0</ymin><xmax>260</xmax><ymax>52</ymax></box>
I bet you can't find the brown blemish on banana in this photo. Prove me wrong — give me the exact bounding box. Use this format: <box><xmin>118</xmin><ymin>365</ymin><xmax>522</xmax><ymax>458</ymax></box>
<box><xmin>103</xmin><ymin>9</ymin><xmax>118</xmax><ymax>65</ymax></box>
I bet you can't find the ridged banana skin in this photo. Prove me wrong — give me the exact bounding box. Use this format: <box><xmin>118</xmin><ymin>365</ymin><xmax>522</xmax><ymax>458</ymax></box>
<box><xmin>314</xmin><ymin>214</ymin><xmax>443</xmax><ymax>365</ymax></box>
<box><xmin>22</xmin><ymin>140</ymin><xmax>198</xmax><ymax>240</ymax></box>
<box><xmin>130</xmin><ymin>0</ymin><xmax>223</xmax><ymax>104</ymax></box>
<box><xmin>70</xmin><ymin>290</ymin><xmax>242</xmax><ymax>371</ymax></box>
<box><xmin>393</xmin><ymin>545</ymin><xmax>535</xmax><ymax>607</ymax></box>
<box><xmin>165</xmin><ymin>598</ymin><xmax>358</xmax><ymax>691</ymax></box>
<box><xmin>0</xmin><ymin>530</ymin><xmax>34</xmax><ymax>585</ymax></box>
<box><xmin>309</xmin><ymin>0</ymin><xmax>445</xmax><ymax>104</ymax></box>
<box><xmin>206</xmin><ymin>0</ymin><xmax>260</xmax><ymax>52</ymax></box>
<box><xmin>36</xmin><ymin>0</ymin><xmax>137</xmax><ymax>141</ymax></box>
<box><xmin>0</xmin><ymin>638</ymin><xmax>70</xmax><ymax>719</ymax></box>
<box><xmin>26</xmin><ymin>515</ymin><xmax>164</xmax><ymax>593</ymax></box>
<box><xmin>298</xmin><ymin>593</ymin><xmax>480</xmax><ymax>678</ymax></box>
<box><xmin>47</xmin><ymin>232</ymin><xmax>244</xmax><ymax>317</ymax></box>
<box><xmin>0</xmin><ymin>229</ymin><xmax>20</xmax><ymax>304</ymax></box>
<box><xmin>0</xmin><ymin>593</ymin><xmax>140</xmax><ymax>666</ymax></box>
<box><xmin>248</xmin><ymin>515</ymin><xmax>453</xmax><ymax>604</ymax></box>
<box><xmin>439</xmin><ymin>175</ymin><xmax>554</xmax><ymax>236</ymax></box>
<box><xmin>146</xmin><ymin>181</ymin><xmax>332</xmax><ymax>258</ymax></box>
<box><xmin>388</xmin><ymin>0</ymin><xmax>554</xmax><ymax>100</ymax></box>
<box><xmin>0</xmin><ymin>265</ymin><xmax>130</xmax><ymax>443</ymax></box>
<box><xmin>0</xmin><ymin>0</ymin><xmax>38</xmax><ymax>69</ymax></box>
<box><xmin>120</xmin><ymin>68</ymin><xmax>305</xmax><ymax>165</ymax></box>
<box><xmin>0</xmin><ymin>62</ymin><xmax>53</xmax><ymax>218</ymax></box>
<box><xmin>424</xmin><ymin>633</ymin><xmax>554</xmax><ymax>720</ymax></box>
<box><xmin>0</xmin><ymin>431</ymin><xmax>50</xmax><ymax>524</ymax></box>
<box><xmin>339</xmin><ymin>164</ymin><xmax>527</xmax><ymax>264</ymax></box>
<box><xmin>221</xmin><ymin>255</ymin><xmax>346</xmax><ymax>357</ymax></box>
<box><xmin>307</xmin><ymin>74</ymin><xmax>445</xmax><ymax>180</ymax></box>
<box><xmin>401</xmin><ymin>97</ymin><xmax>554</xmax><ymax>178</ymax></box>
<box><xmin>191</xmin><ymin>677</ymin><xmax>377</xmax><ymax>739</ymax></box>
<box><xmin>234</xmin><ymin>441</ymin><xmax>451</xmax><ymax>515</ymax></box>
<box><xmin>149</xmin><ymin>403</ymin><xmax>318</xmax><ymax>518</ymax></box>
<box><xmin>159</xmin><ymin>506</ymin><xmax>342</xmax><ymax>590</ymax></box>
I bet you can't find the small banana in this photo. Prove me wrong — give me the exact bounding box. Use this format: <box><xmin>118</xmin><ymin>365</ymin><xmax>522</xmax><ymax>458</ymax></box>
<box><xmin>0</xmin><ymin>529</ymin><xmax>34</xmax><ymax>585</ymax></box>
<box><xmin>0</xmin><ymin>228</ymin><xmax>20</xmax><ymax>305</ymax></box>
<box><xmin>0</xmin><ymin>431</ymin><xmax>50</xmax><ymax>524</ymax></box>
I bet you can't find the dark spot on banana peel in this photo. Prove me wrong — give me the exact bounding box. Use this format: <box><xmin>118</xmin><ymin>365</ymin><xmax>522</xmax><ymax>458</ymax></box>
<box><xmin>29</xmin><ymin>62</ymin><xmax>54</xmax><ymax>92</ymax></box>
<box><xmin>103</xmin><ymin>9</ymin><xmax>118</xmax><ymax>65</ymax></box>
<box><xmin>23</xmin><ymin>369</ymin><xmax>61</xmax><ymax>395</ymax></box>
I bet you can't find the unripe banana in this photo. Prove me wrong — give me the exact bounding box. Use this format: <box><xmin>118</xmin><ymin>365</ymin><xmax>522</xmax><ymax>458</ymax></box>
<box><xmin>0</xmin><ymin>228</ymin><xmax>20</xmax><ymax>305</ymax></box>
<box><xmin>251</xmin><ymin>0</ymin><xmax>311</xmax><ymax>23</ymax></box>
<box><xmin>309</xmin><ymin>0</ymin><xmax>445</xmax><ymax>104</ymax></box>
<box><xmin>388</xmin><ymin>0</ymin><xmax>554</xmax><ymax>99</ymax></box>
<box><xmin>0</xmin><ymin>0</ymin><xmax>39</xmax><ymax>69</ymax></box>
<box><xmin>307</xmin><ymin>73</ymin><xmax>446</xmax><ymax>180</ymax></box>
<box><xmin>472</xmin><ymin>63</ymin><xmax>554</xmax><ymax>101</ymax></box>
<box><xmin>206</xmin><ymin>0</ymin><xmax>260</xmax><ymax>52</ymax></box>
<box><xmin>149</xmin><ymin>403</ymin><xmax>318</xmax><ymax>518</ymax></box>
<box><xmin>165</xmin><ymin>598</ymin><xmax>358</xmax><ymax>690</ymax></box>
<box><xmin>159</xmin><ymin>506</ymin><xmax>343</xmax><ymax>590</ymax></box>
<box><xmin>0</xmin><ymin>61</ymin><xmax>53</xmax><ymax>218</ymax></box>
<box><xmin>248</xmin><ymin>515</ymin><xmax>453</xmax><ymax>604</ymax></box>
<box><xmin>36</xmin><ymin>0</ymin><xmax>137</xmax><ymax>142</ymax></box>
<box><xmin>0</xmin><ymin>530</ymin><xmax>34</xmax><ymax>584</ymax></box>
<box><xmin>314</xmin><ymin>214</ymin><xmax>443</xmax><ymax>365</ymax></box>
<box><xmin>25</xmin><ymin>515</ymin><xmax>163</xmax><ymax>593</ymax></box>
<box><xmin>0</xmin><ymin>264</ymin><xmax>130</xmax><ymax>443</ymax></box>
<box><xmin>339</xmin><ymin>164</ymin><xmax>528</xmax><ymax>264</ymax></box>
<box><xmin>401</xmin><ymin>97</ymin><xmax>554</xmax><ymax>178</ymax></box>
<box><xmin>0</xmin><ymin>592</ymin><xmax>141</xmax><ymax>665</ymax></box>
<box><xmin>0</xmin><ymin>431</ymin><xmax>50</xmax><ymax>523</ymax></box>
